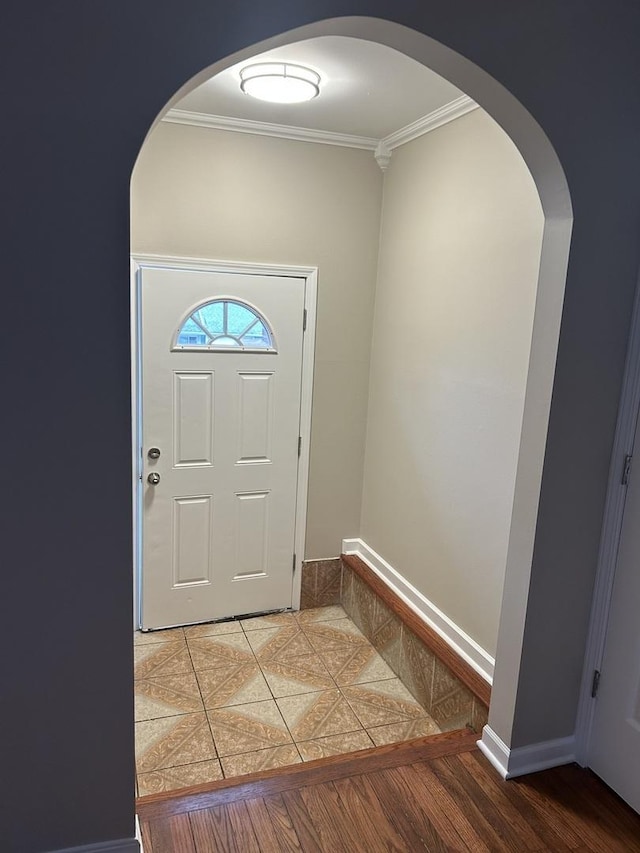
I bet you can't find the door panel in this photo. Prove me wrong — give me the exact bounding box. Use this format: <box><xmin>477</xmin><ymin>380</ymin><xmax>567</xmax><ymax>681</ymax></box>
<box><xmin>172</xmin><ymin>495</ymin><xmax>213</xmax><ymax>586</ymax></box>
<box><xmin>173</xmin><ymin>372</ymin><xmax>215</xmax><ymax>466</ymax></box>
<box><xmin>237</xmin><ymin>372</ymin><xmax>273</xmax><ymax>462</ymax></box>
<box><xmin>589</xmin><ymin>413</ymin><xmax>640</xmax><ymax>813</ymax></box>
<box><xmin>140</xmin><ymin>267</ymin><xmax>305</xmax><ymax>629</ymax></box>
<box><xmin>235</xmin><ymin>491</ymin><xmax>270</xmax><ymax>578</ymax></box>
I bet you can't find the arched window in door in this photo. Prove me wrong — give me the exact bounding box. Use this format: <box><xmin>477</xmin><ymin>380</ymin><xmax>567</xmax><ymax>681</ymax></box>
<box><xmin>173</xmin><ymin>299</ymin><xmax>276</xmax><ymax>352</ymax></box>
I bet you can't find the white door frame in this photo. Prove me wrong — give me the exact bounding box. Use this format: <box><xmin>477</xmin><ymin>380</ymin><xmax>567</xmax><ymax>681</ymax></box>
<box><xmin>130</xmin><ymin>253</ymin><xmax>318</xmax><ymax>628</ymax></box>
<box><xmin>575</xmin><ymin>266</ymin><xmax>640</xmax><ymax>764</ymax></box>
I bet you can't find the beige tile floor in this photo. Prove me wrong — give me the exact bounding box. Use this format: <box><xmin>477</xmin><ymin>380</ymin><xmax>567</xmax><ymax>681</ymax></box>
<box><xmin>134</xmin><ymin>605</ymin><xmax>441</xmax><ymax>796</ymax></box>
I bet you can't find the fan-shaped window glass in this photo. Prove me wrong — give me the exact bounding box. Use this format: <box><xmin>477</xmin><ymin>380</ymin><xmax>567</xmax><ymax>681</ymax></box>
<box><xmin>173</xmin><ymin>300</ymin><xmax>275</xmax><ymax>352</ymax></box>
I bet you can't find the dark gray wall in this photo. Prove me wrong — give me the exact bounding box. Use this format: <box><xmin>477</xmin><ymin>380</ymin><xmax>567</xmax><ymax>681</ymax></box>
<box><xmin>2</xmin><ymin>2</ymin><xmax>639</xmax><ymax>849</ymax></box>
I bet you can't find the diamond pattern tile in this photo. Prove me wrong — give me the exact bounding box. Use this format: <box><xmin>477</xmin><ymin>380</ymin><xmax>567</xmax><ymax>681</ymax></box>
<box><xmin>133</xmin><ymin>604</ymin><xmax>461</xmax><ymax>799</ymax></box>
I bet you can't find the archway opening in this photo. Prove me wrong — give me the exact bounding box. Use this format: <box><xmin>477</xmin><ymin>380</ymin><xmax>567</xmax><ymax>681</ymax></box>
<box><xmin>130</xmin><ymin>16</ymin><xmax>572</xmax><ymax>795</ymax></box>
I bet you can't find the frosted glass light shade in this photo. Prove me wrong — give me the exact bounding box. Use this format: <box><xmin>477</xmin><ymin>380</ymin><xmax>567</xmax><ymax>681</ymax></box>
<box><xmin>240</xmin><ymin>63</ymin><xmax>321</xmax><ymax>104</ymax></box>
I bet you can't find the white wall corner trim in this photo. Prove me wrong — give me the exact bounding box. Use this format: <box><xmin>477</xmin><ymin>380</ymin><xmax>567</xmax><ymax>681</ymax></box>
<box><xmin>479</xmin><ymin>726</ymin><xmax>578</xmax><ymax>780</ymax></box>
<box><xmin>380</xmin><ymin>95</ymin><xmax>478</xmax><ymax>151</ymax></box>
<box><xmin>46</xmin><ymin>838</ymin><xmax>140</xmax><ymax>853</ymax></box>
<box><xmin>341</xmin><ymin>538</ymin><xmax>494</xmax><ymax>682</ymax></box>
<box><xmin>162</xmin><ymin>109</ymin><xmax>379</xmax><ymax>150</ymax></box>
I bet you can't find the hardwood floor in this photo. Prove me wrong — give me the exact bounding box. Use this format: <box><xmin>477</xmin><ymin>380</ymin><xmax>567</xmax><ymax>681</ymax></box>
<box><xmin>138</xmin><ymin>731</ymin><xmax>640</xmax><ymax>851</ymax></box>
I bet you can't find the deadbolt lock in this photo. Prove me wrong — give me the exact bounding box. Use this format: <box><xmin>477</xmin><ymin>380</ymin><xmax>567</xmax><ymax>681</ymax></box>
<box><xmin>147</xmin><ymin>472</ymin><xmax>161</xmax><ymax>485</ymax></box>
<box><xmin>147</xmin><ymin>447</ymin><xmax>161</xmax><ymax>460</ymax></box>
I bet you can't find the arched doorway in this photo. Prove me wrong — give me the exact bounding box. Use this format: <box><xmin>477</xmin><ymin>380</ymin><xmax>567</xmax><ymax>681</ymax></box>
<box><xmin>132</xmin><ymin>15</ymin><xmax>572</xmax><ymax>787</ymax></box>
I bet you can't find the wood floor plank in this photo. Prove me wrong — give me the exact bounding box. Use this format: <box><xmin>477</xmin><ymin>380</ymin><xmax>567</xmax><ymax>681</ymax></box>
<box><xmin>280</xmin><ymin>789</ymin><xmax>324</xmax><ymax>853</ymax></box>
<box><xmin>332</xmin><ymin>774</ymin><xmax>409</xmax><ymax>852</ymax></box>
<box><xmin>456</xmin><ymin>750</ymin><xmax>548</xmax><ymax>850</ymax></box>
<box><xmin>138</xmin><ymin>743</ymin><xmax>640</xmax><ymax>853</ymax></box>
<box><xmin>190</xmin><ymin>801</ymin><xmax>261</xmax><ymax>853</ymax></box>
<box><xmin>381</xmin><ymin>764</ymin><xmax>465</xmax><ymax>851</ymax></box>
<box><xmin>562</xmin><ymin>764</ymin><xmax>640</xmax><ymax>837</ymax></box>
<box><xmin>431</xmin><ymin>754</ymin><xmax>525</xmax><ymax>850</ymax></box>
<box><xmin>543</xmin><ymin>765</ymin><xmax>640</xmax><ymax>853</ymax></box>
<box><xmin>508</xmin><ymin>774</ymin><xmax>586</xmax><ymax>849</ymax></box>
<box><xmin>367</xmin><ymin>767</ymin><xmax>450</xmax><ymax>852</ymax></box>
<box><xmin>355</xmin><ymin>772</ymin><xmax>432</xmax><ymax>851</ymax></box>
<box><xmin>520</xmin><ymin>767</ymin><xmax>627</xmax><ymax>853</ymax></box>
<box><xmin>464</xmin><ymin>751</ymin><xmax>574</xmax><ymax>852</ymax></box>
<box><xmin>528</xmin><ymin>769</ymin><xmax>598</xmax><ymax>850</ymax></box>
<box><xmin>296</xmin><ymin>781</ymin><xmax>365</xmax><ymax>852</ymax></box>
<box><xmin>411</xmin><ymin>760</ymin><xmax>490</xmax><ymax>853</ymax></box>
<box><xmin>139</xmin><ymin>814</ymin><xmax>196</xmax><ymax>853</ymax></box>
<box><xmin>245</xmin><ymin>794</ymin><xmax>302</xmax><ymax>852</ymax></box>
<box><xmin>139</xmin><ymin>820</ymin><xmax>153</xmax><ymax>853</ymax></box>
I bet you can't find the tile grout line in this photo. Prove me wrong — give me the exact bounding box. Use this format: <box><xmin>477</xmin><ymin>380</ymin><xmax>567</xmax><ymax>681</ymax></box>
<box><xmin>242</xmin><ymin>616</ymin><xmax>303</xmax><ymax>756</ymax></box>
<box><xmin>196</xmin><ymin>626</ymin><xmax>260</xmax><ymax>780</ymax></box>
<box><xmin>135</xmin><ymin>627</ymin><xmax>193</xmax><ymax>788</ymax></box>
<box><xmin>184</xmin><ymin>632</ymin><xmax>224</xmax><ymax>781</ymax></box>
<box><xmin>135</xmin><ymin>607</ymin><xmax>441</xmax><ymax>794</ymax></box>
<box><xmin>204</xmin><ymin>620</ymin><xmax>293</xmax><ymax>778</ymax></box>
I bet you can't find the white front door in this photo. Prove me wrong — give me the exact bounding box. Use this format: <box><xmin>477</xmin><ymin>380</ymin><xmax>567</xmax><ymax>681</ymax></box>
<box><xmin>139</xmin><ymin>266</ymin><xmax>306</xmax><ymax>629</ymax></box>
<box><xmin>589</xmin><ymin>412</ymin><xmax>640</xmax><ymax>812</ymax></box>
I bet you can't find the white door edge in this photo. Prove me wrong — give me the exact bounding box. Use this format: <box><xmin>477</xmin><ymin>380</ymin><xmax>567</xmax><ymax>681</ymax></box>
<box><xmin>575</xmin><ymin>263</ymin><xmax>640</xmax><ymax>765</ymax></box>
<box><xmin>130</xmin><ymin>253</ymin><xmax>318</xmax><ymax>627</ymax></box>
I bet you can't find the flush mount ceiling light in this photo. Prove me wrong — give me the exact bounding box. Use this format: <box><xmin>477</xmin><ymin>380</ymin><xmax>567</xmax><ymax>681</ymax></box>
<box><xmin>239</xmin><ymin>62</ymin><xmax>321</xmax><ymax>104</ymax></box>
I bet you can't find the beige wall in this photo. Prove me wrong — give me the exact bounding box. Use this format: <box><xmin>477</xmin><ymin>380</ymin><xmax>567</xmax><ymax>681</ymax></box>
<box><xmin>131</xmin><ymin>122</ymin><xmax>383</xmax><ymax>559</ymax></box>
<box><xmin>132</xmin><ymin>112</ymin><xmax>543</xmax><ymax>657</ymax></box>
<box><xmin>360</xmin><ymin>109</ymin><xmax>544</xmax><ymax>656</ymax></box>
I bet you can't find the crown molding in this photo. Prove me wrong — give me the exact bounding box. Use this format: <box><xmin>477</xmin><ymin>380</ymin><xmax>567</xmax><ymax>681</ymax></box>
<box><xmin>381</xmin><ymin>95</ymin><xmax>478</xmax><ymax>151</ymax></box>
<box><xmin>374</xmin><ymin>141</ymin><xmax>392</xmax><ymax>172</ymax></box>
<box><xmin>163</xmin><ymin>109</ymin><xmax>378</xmax><ymax>150</ymax></box>
<box><xmin>162</xmin><ymin>95</ymin><xmax>479</xmax><ymax>172</ymax></box>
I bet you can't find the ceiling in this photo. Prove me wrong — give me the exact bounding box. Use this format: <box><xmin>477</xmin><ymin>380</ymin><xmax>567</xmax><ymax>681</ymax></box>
<box><xmin>174</xmin><ymin>36</ymin><xmax>466</xmax><ymax>140</ymax></box>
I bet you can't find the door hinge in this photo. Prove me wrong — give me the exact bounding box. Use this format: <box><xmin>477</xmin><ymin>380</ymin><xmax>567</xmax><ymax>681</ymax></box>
<box><xmin>622</xmin><ymin>453</ymin><xmax>633</xmax><ymax>486</ymax></box>
<box><xmin>292</xmin><ymin>553</ymin><xmax>297</xmax><ymax>574</ymax></box>
<box><xmin>303</xmin><ymin>309</ymin><xmax>307</xmax><ymax>332</ymax></box>
<box><xmin>591</xmin><ymin>669</ymin><xmax>601</xmax><ymax>698</ymax></box>
<box><xmin>298</xmin><ymin>435</ymin><xmax>302</xmax><ymax>457</ymax></box>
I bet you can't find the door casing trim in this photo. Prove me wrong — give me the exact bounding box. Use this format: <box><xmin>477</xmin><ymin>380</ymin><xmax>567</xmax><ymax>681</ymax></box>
<box><xmin>130</xmin><ymin>253</ymin><xmax>318</xmax><ymax>626</ymax></box>
<box><xmin>575</xmin><ymin>264</ymin><xmax>640</xmax><ymax>765</ymax></box>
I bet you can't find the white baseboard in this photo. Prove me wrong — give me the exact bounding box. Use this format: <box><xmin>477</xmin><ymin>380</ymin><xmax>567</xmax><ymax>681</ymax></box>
<box><xmin>47</xmin><ymin>839</ymin><xmax>139</xmax><ymax>853</ymax></box>
<box><xmin>478</xmin><ymin>725</ymin><xmax>576</xmax><ymax>779</ymax></box>
<box><xmin>302</xmin><ymin>557</ymin><xmax>342</xmax><ymax>563</ymax></box>
<box><xmin>507</xmin><ymin>734</ymin><xmax>577</xmax><ymax>778</ymax></box>
<box><xmin>342</xmin><ymin>538</ymin><xmax>494</xmax><ymax>683</ymax></box>
<box><xmin>477</xmin><ymin>725</ymin><xmax>510</xmax><ymax>777</ymax></box>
